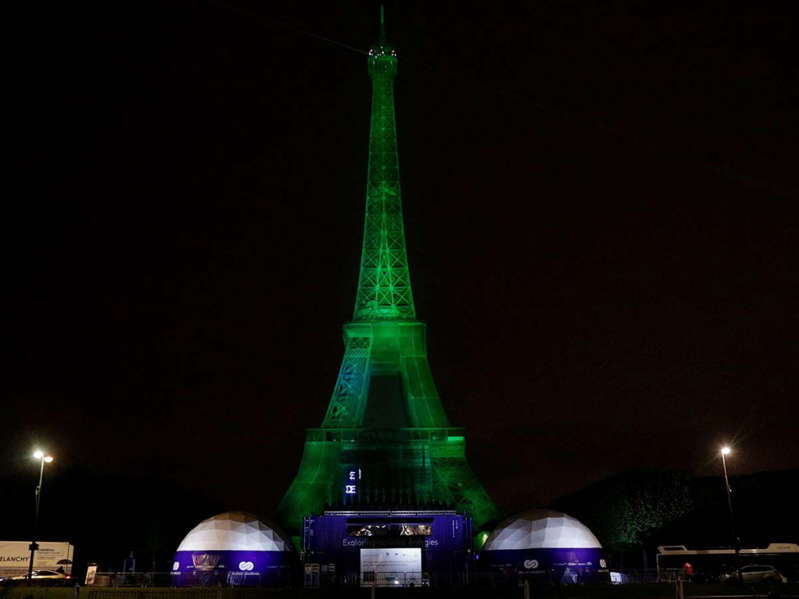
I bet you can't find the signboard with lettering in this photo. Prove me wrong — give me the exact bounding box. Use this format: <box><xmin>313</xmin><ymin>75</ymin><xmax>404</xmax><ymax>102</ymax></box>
<box><xmin>360</xmin><ymin>548</ymin><xmax>421</xmax><ymax>587</ymax></box>
<box><xmin>343</xmin><ymin>468</ymin><xmax>362</xmax><ymax>497</ymax></box>
<box><xmin>0</xmin><ymin>541</ymin><xmax>74</xmax><ymax>576</ymax></box>
<box><xmin>303</xmin><ymin>510</ymin><xmax>472</xmax><ymax>586</ymax></box>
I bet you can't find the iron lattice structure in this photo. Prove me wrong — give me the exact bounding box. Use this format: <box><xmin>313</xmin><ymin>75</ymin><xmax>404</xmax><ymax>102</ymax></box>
<box><xmin>353</xmin><ymin>30</ymin><xmax>413</xmax><ymax>323</ymax></box>
<box><xmin>277</xmin><ymin>14</ymin><xmax>498</xmax><ymax>540</ymax></box>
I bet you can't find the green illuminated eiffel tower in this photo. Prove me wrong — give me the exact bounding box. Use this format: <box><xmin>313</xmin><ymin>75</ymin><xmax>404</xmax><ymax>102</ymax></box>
<box><xmin>276</xmin><ymin>10</ymin><xmax>498</xmax><ymax>537</ymax></box>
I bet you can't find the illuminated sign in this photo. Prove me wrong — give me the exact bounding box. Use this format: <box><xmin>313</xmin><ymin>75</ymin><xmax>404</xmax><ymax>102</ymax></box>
<box><xmin>344</xmin><ymin>468</ymin><xmax>362</xmax><ymax>496</ymax></box>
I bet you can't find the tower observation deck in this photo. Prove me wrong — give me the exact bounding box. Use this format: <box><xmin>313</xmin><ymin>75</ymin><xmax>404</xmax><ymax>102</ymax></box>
<box><xmin>276</xmin><ymin>11</ymin><xmax>498</xmax><ymax>539</ymax></box>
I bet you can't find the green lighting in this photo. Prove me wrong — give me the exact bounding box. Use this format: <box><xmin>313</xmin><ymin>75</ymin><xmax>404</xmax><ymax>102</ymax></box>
<box><xmin>474</xmin><ymin>530</ymin><xmax>491</xmax><ymax>551</ymax></box>
<box><xmin>276</xmin><ymin>13</ymin><xmax>498</xmax><ymax>541</ymax></box>
<box><xmin>356</xmin><ymin>47</ymin><xmax>408</xmax><ymax>321</ymax></box>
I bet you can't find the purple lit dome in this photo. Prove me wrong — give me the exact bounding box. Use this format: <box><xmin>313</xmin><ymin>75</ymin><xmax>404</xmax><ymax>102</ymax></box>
<box><xmin>177</xmin><ymin>512</ymin><xmax>289</xmax><ymax>552</ymax></box>
<box><xmin>484</xmin><ymin>509</ymin><xmax>601</xmax><ymax>550</ymax></box>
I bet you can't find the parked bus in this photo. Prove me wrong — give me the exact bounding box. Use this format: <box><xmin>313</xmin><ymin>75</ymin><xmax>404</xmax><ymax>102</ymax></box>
<box><xmin>656</xmin><ymin>543</ymin><xmax>799</xmax><ymax>583</ymax></box>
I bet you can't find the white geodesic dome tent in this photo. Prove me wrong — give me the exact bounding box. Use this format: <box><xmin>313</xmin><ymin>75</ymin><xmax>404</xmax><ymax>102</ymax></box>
<box><xmin>484</xmin><ymin>509</ymin><xmax>601</xmax><ymax>550</ymax></box>
<box><xmin>177</xmin><ymin>512</ymin><xmax>290</xmax><ymax>552</ymax></box>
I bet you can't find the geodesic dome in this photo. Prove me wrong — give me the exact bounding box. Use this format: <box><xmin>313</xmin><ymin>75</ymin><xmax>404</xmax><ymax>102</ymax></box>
<box><xmin>177</xmin><ymin>512</ymin><xmax>289</xmax><ymax>552</ymax></box>
<box><xmin>484</xmin><ymin>509</ymin><xmax>601</xmax><ymax>550</ymax></box>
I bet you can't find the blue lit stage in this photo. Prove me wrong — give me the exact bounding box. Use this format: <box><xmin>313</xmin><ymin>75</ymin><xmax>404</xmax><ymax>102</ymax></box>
<box><xmin>302</xmin><ymin>509</ymin><xmax>472</xmax><ymax>587</ymax></box>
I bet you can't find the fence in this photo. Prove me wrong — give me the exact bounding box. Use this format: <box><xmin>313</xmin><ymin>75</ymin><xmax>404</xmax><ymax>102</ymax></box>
<box><xmin>359</xmin><ymin>571</ymin><xmax>426</xmax><ymax>587</ymax></box>
<box><xmin>85</xmin><ymin>574</ymin><xmax>174</xmax><ymax>588</ymax></box>
<box><xmin>67</xmin><ymin>568</ymin><xmax>679</xmax><ymax>590</ymax></box>
<box><xmin>608</xmin><ymin>568</ymin><xmax>661</xmax><ymax>584</ymax></box>
<box><xmin>85</xmin><ymin>570</ymin><xmax>292</xmax><ymax>590</ymax></box>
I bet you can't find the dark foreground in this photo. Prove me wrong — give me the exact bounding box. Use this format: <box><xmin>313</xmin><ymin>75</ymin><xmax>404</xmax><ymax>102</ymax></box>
<box><xmin>3</xmin><ymin>585</ymin><xmax>799</xmax><ymax>599</ymax></box>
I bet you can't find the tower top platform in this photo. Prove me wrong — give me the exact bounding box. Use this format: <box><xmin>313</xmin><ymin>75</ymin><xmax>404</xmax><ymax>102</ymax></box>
<box><xmin>368</xmin><ymin>5</ymin><xmax>397</xmax><ymax>77</ymax></box>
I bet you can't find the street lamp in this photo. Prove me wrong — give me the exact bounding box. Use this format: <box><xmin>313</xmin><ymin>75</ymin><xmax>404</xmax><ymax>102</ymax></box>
<box><xmin>720</xmin><ymin>446</ymin><xmax>741</xmax><ymax>583</ymax></box>
<box><xmin>720</xmin><ymin>446</ymin><xmax>734</xmax><ymax>527</ymax></box>
<box><xmin>27</xmin><ymin>449</ymin><xmax>54</xmax><ymax>585</ymax></box>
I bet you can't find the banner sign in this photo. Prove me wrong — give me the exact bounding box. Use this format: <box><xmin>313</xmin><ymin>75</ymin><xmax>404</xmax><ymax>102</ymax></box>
<box><xmin>85</xmin><ymin>564</ymin><xmax>97</xmax><ymax>585</ymax></box>
<box><xmin>0</xmin><ymin>541</ymin><xmax>74</xmax><ymax>575</ymax></box>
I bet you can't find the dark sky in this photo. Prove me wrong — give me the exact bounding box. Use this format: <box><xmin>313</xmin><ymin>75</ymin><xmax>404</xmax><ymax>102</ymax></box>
<box><xmin>5</xmin><ymin>1</ymin><xmax>798</xmax><ymax>522</ymax></box>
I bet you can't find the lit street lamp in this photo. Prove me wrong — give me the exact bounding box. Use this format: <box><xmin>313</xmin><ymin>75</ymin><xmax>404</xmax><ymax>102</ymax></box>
<box><xmin>720</xmin><ymin>446</ymin><xmax>733</xmax><ymax>517</ymax></box>
<box><xmin>720</xmin><ymin>446</ymin><xmax>741</xmax><ymax>583</ymax></box>
<box><xmin>27</xmin><ymin>450</ymin><xmax>54</xmax><ymax>586</ymax></box>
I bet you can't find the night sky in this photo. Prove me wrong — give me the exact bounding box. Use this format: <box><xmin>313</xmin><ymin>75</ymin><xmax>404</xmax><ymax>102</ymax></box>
<box><xmin>5</xmin><ymin>0</ymin><xmax>798</xmax><ymax>534</ymax></box>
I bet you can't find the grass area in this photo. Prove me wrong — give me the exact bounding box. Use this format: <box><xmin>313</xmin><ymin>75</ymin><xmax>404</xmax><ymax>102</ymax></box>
<box><xmin>0</xmin><ymin>587</ymin><xmax>78</xmax><ymax>599</ymax></box>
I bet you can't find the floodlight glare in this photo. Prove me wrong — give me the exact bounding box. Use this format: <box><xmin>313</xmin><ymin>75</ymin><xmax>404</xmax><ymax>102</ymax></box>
<box><xmin>33</xmin><ymin>450</ymin><xmax>44</xmax><ymax>460</ymax></box>
<box><xmin>721</xmin><ymin>446</ymin><xmax>731</xmax><ymax>456</ymax></box>
<box><xmin>44</xmin><ymin>456</ymin><xmax>54</xmax><ymax>463</ymax></box>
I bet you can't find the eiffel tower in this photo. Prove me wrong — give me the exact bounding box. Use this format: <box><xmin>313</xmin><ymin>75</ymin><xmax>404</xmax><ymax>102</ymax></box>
<box><xmin>276</xmin><ymin>9</ymin><xmax>498</xmax><ymax>538</ymax></box>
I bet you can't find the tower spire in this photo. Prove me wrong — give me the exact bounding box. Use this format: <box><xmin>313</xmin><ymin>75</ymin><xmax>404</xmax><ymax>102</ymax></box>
<box><xmin>355</xmin><ymin>7</ymin><xmax>410</xmax><ymax>321</ymax></box>
<box><xmin>379</xmin><ymin>4</ymin><xmax>386</xmax><ymax>41</ymax></box>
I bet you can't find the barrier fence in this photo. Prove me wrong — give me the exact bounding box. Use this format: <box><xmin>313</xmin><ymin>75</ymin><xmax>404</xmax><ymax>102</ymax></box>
<box><xmin>86</xmin><ymin>574</ymin><xmax>174</xmax><ymax>588</ymax></box>
<box><xmin>80</xmin><ymin>568</ymin><xmax>710</xmax><ymax>588</ymax></box>
<box><xmin>75</xmin><ymin>582</ymin><xmax>799</xmax><ymax>599</ymax></box>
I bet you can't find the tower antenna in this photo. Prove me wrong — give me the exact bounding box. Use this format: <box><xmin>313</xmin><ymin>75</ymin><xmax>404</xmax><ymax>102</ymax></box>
<box><xmin>379</xmin><ymin>4</ymin><xmax>386</xmax><ymax>40</ymax></box>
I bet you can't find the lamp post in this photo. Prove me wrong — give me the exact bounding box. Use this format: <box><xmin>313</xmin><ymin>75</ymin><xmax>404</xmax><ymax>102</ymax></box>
<box><xmin>27</xmin><ymin>450</ymin><xmax>54</xmax><ymax>585</ymax></box>
<box><xmin>720</xmin><ymin>446</ymin><xmax>741</xmax><ymax>583</ymax></box>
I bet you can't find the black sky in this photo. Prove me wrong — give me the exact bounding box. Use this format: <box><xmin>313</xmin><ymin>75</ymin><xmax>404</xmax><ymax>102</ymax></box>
<box><xmin>5</xmin><ymin>1</ymin><xmax>798</xmax><ymax>523</ymax></box>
